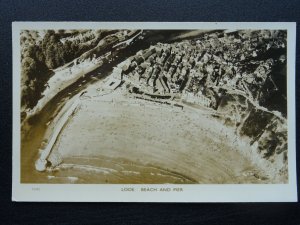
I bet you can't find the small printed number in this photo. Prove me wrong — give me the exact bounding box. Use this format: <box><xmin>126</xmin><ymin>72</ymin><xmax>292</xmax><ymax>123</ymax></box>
<box><xmin>32</xmin><ymin>187</ymin><xmax>40</xmax><ymax>191</ymax></box>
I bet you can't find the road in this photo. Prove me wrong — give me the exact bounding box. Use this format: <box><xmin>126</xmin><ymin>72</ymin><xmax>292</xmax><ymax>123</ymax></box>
<box><xmin>21</xmin><ymin>36</ymin><xmax>151</xmax><ymax>183</ymax></box>
<box><xmin>20</xmin><ymin>30</ymin><xmax>277</xmax><ymax>184</ymax></box>
<box><xmin>22</xmin><ymin>30</ymin><xmax>189</xmax><ymax>183</ymax></box>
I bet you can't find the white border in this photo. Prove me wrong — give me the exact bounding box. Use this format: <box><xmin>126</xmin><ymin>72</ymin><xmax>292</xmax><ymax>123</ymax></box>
<box><xmin>12</xmin><ymin>22</ymin><xmax>297</xmax><ymax>202</ymax></box>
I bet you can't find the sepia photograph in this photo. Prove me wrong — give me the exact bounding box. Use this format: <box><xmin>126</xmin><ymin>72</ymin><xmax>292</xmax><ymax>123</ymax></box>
<box><xmin>12</xmin><ymin>22</ymin><xmax>297</xmax><ymax>202</ymax></box>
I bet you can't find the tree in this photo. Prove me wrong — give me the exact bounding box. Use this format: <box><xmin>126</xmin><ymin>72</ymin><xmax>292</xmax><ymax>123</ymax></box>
<box><xmin>22</xmin><ymin>56</ymin><xmax>37</xmax><ymax>79</ymax></box>
<box><xmin>45</xmin><ymin>44</ymin><xmax>56</xmax><ymax>68</ymax></box>
<box><xmin>35</xmin><ymin>46</ymin><xmax>45</xmax><ymax>63</ymax></box>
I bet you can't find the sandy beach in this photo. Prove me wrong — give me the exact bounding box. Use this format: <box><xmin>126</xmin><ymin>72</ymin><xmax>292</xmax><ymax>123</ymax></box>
<box><xmin>45</xmin><ymin>82</ymin><xmax>271</xmax><ymax>184</ymax></box>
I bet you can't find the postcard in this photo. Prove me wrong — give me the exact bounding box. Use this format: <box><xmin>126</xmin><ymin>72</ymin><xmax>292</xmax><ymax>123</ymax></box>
<box><xmin>12</xmin><ymin>22</ymin><xmax>297</xmax><ymax>202</ymax></box>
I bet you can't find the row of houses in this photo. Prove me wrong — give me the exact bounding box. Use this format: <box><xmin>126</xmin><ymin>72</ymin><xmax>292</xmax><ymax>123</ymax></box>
<box><xmin>121</xmin><ymin>43</ymin><xmax>200</xmax><ymax>95</ymax></box>
<box><xmin>182</xmin><ymin>91</ymin><xmax>212</xmax><ymax>107</ymax></box>
<box><xmin>119</xmin><ymin>38</ymin><xmax>226</xmax><ymax>108</ymax></box>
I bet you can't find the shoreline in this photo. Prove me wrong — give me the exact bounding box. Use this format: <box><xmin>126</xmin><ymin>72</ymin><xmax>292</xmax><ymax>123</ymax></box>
<box><xmin>20</xmin><ymin>28</ymin><xmax>288</xmax><ymax>184</ymax></box>
<box><xmin>25</xmin><ymin>58</ymin><xmax>103</xmax><ymax>118</ymax></box>
<box><xmin>38</xmin><ymin>79</ymin><xmax>285</xmax><ymax>184</ymax></box>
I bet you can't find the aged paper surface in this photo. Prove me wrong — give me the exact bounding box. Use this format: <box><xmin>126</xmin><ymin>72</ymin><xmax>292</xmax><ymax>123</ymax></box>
<box><xmin>12</xmin><ymin>22</ymin><xmax>297</xmax><ymax>202</ymax></box>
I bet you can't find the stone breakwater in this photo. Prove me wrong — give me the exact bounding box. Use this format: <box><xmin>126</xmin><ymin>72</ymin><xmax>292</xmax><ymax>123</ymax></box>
<box><xmin>35</xmin><ymin>94</ymin><xmax>81</xmax><ymax>172</ymax></box>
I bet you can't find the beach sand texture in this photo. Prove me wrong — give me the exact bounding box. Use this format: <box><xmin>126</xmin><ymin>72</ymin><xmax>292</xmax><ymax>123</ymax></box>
<box><xmin>48</xmin><ymin>88</ymin><xmax>268</xmax><ymax>184</ymax></box>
